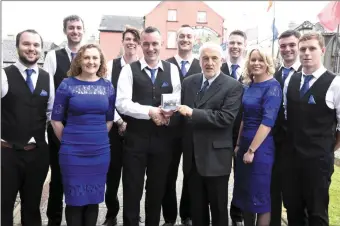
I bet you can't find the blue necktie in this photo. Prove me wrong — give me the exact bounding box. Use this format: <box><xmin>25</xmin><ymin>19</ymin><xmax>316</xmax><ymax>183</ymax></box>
<box><xmin>181</xmin><ymin>60</ymin><xmax>188</xmax><ymax>77</ymax></box>
<box><xmin>71</xmin><ymin>52</ymin><xmax>76</xmax><ymax>60</ymax></box>
<box><xmin>146</xmin><ymin>67</ymin><xmax>157</xmax><ymax>84</ymax></box>
<box><xmin>300</xmin><ymin>75</ymin><xmax>314</xmax><ymax>98</ymax></box>
<box><xmin>282</xmin><ymin>67</ymin><xmax>292</xmax><ymax>84</ymax></box>
<box><xmin>198</xmin><ymin>80</ymin><xmax>209</xmax><ymax>100</ymax></box>
<box><xmin>231</xmin><ymin>64</ymin><xmax>239</xmax><ymax>80</ymax></box>
<box><xmin>25</xmin><ymin>68</ymin><xmax>34</xmax><ymax>93</ymax></box>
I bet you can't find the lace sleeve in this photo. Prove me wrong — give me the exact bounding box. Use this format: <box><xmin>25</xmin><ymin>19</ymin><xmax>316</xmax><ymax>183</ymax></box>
<box><xmin>106</xmin><ymin>82</ymin><xmax>116</xmax><ymax>121</ymax></box>
<box><xmin>51</xmin><ymin>80</ymin><xmax>70</xmax><ymax>121</ymax></box>
<box><xmin>261</xmin><ymin>83</ymin><xmax>282</xmax><ymax>127</ymax></box>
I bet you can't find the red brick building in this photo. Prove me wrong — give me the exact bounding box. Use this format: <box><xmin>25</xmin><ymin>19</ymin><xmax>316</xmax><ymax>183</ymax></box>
<box><xmin>99</xmin><ymin>1</ymin><xmax>224</xmax><ymax>60</ymax></box>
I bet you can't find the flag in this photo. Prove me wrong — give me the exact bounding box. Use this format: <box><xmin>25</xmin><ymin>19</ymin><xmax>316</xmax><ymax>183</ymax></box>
<box><xmin>272</xmin><ymin>18</ymin><xmax>279</xmax><ymax>40</ymax></box>
<box><xmin>317</xmin><ymin>1</ymin><xmax>340</xmax><ymax>31</ymax></box>
<box><xmin>267</xmin><ymin>0</ymin><xmax>273</xmax><ymax>12</ymax></box>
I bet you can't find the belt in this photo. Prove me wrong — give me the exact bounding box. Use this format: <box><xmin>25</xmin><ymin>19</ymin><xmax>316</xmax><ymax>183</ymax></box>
<box><xmin>1</xmin><ymin>141</ymin><xmax>36</xmax><ymax>151</ymax></box>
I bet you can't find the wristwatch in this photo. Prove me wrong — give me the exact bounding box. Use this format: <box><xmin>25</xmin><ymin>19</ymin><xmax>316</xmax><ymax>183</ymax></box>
<box><xmin>116</xmin><ymin>119</ymin><xmax>124</xmax><ymax>127</ymax></box>
<box><xmin>248</xmin><ymin>147</ymin><xmax>255</xmax><ymax>153</ymax></box>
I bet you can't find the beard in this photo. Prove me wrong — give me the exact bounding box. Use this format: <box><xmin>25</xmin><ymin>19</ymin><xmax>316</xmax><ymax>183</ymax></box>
<box><xmin>18</xmin><ymin>52</ymin><xmax>39</xmax><ymax>66</ymax></box>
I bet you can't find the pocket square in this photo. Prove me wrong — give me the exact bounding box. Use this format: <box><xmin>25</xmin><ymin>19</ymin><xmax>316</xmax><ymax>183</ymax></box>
<box><xmin>161</xmin><ymin>82</ymin><xmax>169</xmax><ymax>87</ymax></box>
<box><xmin>40</xmin><ymin>90</ymin><xmax>48</xmax><ymax>96</ymax></box>
<box><xmin>308</xmin><ymin>95</ymin><xmax>316</xmax><ymax>104</ymax></box>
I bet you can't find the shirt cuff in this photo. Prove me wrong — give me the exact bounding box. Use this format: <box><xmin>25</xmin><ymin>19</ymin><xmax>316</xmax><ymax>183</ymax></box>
<box><xmin>336</xmin><ymin>123</ymin><xmax>340</xmax><ymax>132</ymax></box>
<box><xmin>114</xmin><ymin>110</ymin><xmax>121</xmax><ymax>122</ymax></box>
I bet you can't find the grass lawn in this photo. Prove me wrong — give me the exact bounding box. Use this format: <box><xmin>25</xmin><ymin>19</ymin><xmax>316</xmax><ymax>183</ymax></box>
<box><xmin>330</xmin><ymin>165</ymin><xmax>340</xmax><ymax>225</ymax></box>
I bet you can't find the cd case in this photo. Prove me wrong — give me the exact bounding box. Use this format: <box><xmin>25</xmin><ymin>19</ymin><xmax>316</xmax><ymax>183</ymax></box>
<box><xmin>161</xmin><ymin>93</ymin><xmax>181</xmax><ymax>111</ymax></box>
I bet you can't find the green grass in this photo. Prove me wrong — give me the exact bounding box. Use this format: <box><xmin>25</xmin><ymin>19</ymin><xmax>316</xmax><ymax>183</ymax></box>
<box><xmin>330</xmin><ymin>165</ymin><xmax>340</xmax><ymax>225</ymax></box>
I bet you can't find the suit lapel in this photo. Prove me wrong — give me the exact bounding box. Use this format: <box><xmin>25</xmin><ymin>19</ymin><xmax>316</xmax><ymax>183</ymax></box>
<box><xmin>196</xmin><ymin>73</ymin><xmax>223</xmax><ymax>108</ymax></box>
<box><xmin>191</xmin><ymin>75</ymin><xmax>203</xmax><ymax>107</ymax></box>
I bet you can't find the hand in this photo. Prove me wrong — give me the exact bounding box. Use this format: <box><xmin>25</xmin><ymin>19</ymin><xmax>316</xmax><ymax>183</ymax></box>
<box><xmin>243</xmin><ymin>150</ymin><xmax>254</xmax><ymax>164</ymax></box>
<box><xmin>149</xmin><ymin>107</ymin><xmax>167</xmax><ymax>126</ymax></box>
<box><xmin>177</xmin><ymin>105</ymin><xmax>193</xmax><ymax>117</ymax></box>
<box><xmin>160</xmin><ymin>107</ymin><xmax>175</xmax><ymax>119</ymax></box>
<box><xmin>118</xmin><ymin>122</ymin><xmax>127</xmax><ymax>136</ymax></box>
<box><xmin>234</xmin><ymin>146</ymin><xmax>239</xmax><ymax>157</ymax></box>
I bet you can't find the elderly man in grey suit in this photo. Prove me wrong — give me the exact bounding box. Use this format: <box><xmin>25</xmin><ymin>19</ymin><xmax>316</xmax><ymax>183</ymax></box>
<box><xmin>177</xmin><ymin>42</ymin><xmax>243</xmax><ymax>226</ymax></box>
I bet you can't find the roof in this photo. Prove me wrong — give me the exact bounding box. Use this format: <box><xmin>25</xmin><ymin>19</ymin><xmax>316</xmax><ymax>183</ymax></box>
<box><xmin>2</xmin><ymin>39</ymin><xmax>58</xmax><ymax>64</ymax></box>
<box><xmin>98</xmin><ymin>15</ymin><xmax>144</xmax><ymax>32</ymax></box>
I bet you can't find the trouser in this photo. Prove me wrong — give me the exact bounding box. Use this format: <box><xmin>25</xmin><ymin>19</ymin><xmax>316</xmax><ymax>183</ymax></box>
<box><xmin>1</xmin><ymin>145</ymin><xmax>49</xmax><ymax>226</ymax></box>
<box><xmin>65</xmin><ymin>204</ymin><xmax>99</xmax><ymax>226</ymax></box>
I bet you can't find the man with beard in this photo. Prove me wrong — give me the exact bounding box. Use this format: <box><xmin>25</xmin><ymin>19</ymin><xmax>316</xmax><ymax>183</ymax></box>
<box><xmin>43</xmin><ymin>15</ymin><xmax>84</xmax><ymax>226</ymax></box>
<box><xmin>103</xmin><ymin>26</ymin><xmax>140</xmax><ymax>226</ymax></box>
<box><xmin>270</xmin><ymin>30</ymin><xmax>302</xmax><ymax>226</ymax></box>
<box><xmin>161</xmin><ymin>25</ymin><xmax>201</xmax><ymax>226</ymax></box>
<box><xmin>221</xmin><ymin>30</ymin><xmax>247</xmax><ymax>226</ymax></box>
<box><xmin>1</xmin><ymin>29</ymin><xmax>54</xmax><ymax>226</ymax></box>
<box><xmin>116</xmin><ymin>26</ymin><xmax>181</xmax><ymax>226</ymax></box>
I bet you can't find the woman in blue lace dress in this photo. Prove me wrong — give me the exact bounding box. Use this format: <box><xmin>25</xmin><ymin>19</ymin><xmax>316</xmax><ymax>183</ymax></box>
<box><xmin>232</xmin><ymin>49</ymin><xmax>282</xmax><ymax>226</ymax></box>
<box><xmin>51</xmin><ymin>44</ymin><xmax>115</xmax><ymax>226</ymax></box>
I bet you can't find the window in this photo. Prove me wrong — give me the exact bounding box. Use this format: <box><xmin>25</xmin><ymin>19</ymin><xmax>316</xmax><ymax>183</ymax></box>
<box><xmin>167</xmin><ymin>31</ymin><xmax>177</xmax><ymax>48</ymax></box>
<box><xmin>197</xmin><ymin>11</ymin><xmax>207</xmax><ymax>23</ymax></box>
<box><xmin>168</xmin><ymin>9</ymin><xmax>177</xmax><ymax>21</ymax></box>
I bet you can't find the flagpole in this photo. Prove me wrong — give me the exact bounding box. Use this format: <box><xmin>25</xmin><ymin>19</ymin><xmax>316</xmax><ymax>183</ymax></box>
<box><xmin>271</xmin><ymin>1</ymin><xmax>276</xmax><ymax>57</ymax></box>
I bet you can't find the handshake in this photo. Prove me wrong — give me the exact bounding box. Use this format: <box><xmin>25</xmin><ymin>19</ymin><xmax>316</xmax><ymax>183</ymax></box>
<box><xmin>148</xmin><ymin>105</ymin><xmax>193</xmax><ymax>126</ymax></box>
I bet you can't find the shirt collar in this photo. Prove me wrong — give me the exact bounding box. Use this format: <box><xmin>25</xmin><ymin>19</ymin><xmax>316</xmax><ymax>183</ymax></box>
<box><xmin>227</xmin><ymin>59</ymin><xmax>244</xmax><ymax>71</ymax></box>
<box><xmin>140</xmin><ymin>58</ymin><xmax>164</xmax><ymax>71</ymax></box>
<box><xmin>202</xmin><ymin>71</ymin><xmax>220</xmax><ymax>86</ymax></box>
<box><xmin>14</xmin><ymin>61</ymin><xmax>39</xmax><ymax>75</ymax></box>
<box><xmin>121</xmin><ymin>57</ymin><xmax>126</xmax><ymax>67</ymax></box>
<box><xmin>302</xmin><ymin>65</ymin><xmax>327</xmax><ymax>79</ymax></box>
<box><xmin>280</xmin><ymin>60</ymin><xmax>301</xmax><ymax>72</ymax></box>
<box><xmin>174</xmin><ymin>54</ymin><xmax>194</xmax><ymax>66</ymax></box>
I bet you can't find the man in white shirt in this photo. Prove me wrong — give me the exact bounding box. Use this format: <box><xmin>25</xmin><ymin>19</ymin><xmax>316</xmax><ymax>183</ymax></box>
<box><xmin>43</xmin><ymin>15</ymin><xmax>84</xmax><ymax>226</ymax></box>
<box><xmin>116</xmin><ymin>26</ymin><xmax>181</xmax><ymax>226</ymax></box>
<box><xmin>282</xmin><ymin>32</ymin><xmax>340</xmax><ymax>226</ymax></box>
<box><xmin>1</xmin><ymin>29</ymin><xmax>53</xmax><ymax>226</ymax></box>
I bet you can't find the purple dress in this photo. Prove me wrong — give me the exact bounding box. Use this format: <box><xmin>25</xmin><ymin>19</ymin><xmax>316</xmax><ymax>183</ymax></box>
<box><xmin>232</xmin><ymin>78</ymin><xmax>282</xmax><ymax>213</ymax></box>
<box><xmin>51</xmin><ymin>77</ymin><xmax>115</xmax><ymax>206</ymax></box>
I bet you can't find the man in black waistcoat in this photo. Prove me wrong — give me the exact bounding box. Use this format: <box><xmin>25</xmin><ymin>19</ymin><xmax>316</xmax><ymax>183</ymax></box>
<box><xmin>103</xmin><ymin>26</ymin><xmax>140</xmax><ymax>226</ymax></box>
<box><xmin>1</xmin><ymin>29</ymin><xmax>54</xmax><ymax>226</ymax></box>
<box><xmin>221</xmin><ymin>30</ymin><xmax>247</xmax><ymax>226</ymax></box>
<box><xmin>162</xmin><ymin>25</ymin><xmax>201</xmax><ymax>226</ymax></box>
<box><xmin>270</xmin><ymin>30</ymin><xmax>302</xmax><ymax>226</ymax></box>
<box><xmin>43</xmin><ymin>15</ymin><xmax>84</xmax><ymax>226</ymax></box>
<box><xmin>116</xmin><ymin>26</ymin><xmax>181</xmax><ymax>226</ymax></box>
<box><xmin>282</xmin><ymin>32</ymin><xmax>340</xmax><ymax>226</ymax></box>
<box><xmin>177</xmin><ymin>42</ymin><xmax>243</xmax><ymax>226</ymax></box>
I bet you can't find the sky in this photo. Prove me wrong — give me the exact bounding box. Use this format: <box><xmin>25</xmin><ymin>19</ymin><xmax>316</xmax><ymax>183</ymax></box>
<box><xmin>2</xmin><ymin>1</ymin><xmax>330</xmax><ymax>45</ymax></box>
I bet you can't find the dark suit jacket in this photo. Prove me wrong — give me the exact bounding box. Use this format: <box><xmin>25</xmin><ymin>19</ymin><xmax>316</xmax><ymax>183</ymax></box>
<box><xmin>181</xmin><ymin>72</ymin><xmax>243</xmax><ymax>177</ymax></box>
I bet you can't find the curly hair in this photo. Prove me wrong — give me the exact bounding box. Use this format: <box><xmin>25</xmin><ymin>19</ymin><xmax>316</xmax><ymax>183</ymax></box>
<box><xmin>242</xmin><ymin>48</ymin><xmax>275</xmax><ymax>84</ymax></box>
<box><xmin>67</xmin><ymin>44</ymin><xmax>107</xmax><ymax>77</ymax></box>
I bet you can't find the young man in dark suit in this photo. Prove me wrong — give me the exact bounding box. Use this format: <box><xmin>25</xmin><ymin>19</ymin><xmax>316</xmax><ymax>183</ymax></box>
<box><xmin>162</xmin><ymin>25</ymin><xmax>201</xmax><ymax>226</ymax></box>
<box><xmin>177</xmin><ymin>42</ymin><xmax>243</xmax><ymax>226</ymax></box>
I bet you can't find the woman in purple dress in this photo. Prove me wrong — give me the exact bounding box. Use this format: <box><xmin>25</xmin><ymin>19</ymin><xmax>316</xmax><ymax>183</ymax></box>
<box><xmin>51</xmin><ymin>44</ymin><xmax>115</xmax><ymax>226</ymax></box>
<box><xmin>232</xmin><ymin>49</ymin><xmax>282</xmax><ymax>226</ymax></box>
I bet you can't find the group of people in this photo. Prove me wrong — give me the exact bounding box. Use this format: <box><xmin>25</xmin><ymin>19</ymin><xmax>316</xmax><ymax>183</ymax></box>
<box><xmin>1</xmin><ymin>14</ymin><xmax>340</xmax><ymax>226</ymax></box>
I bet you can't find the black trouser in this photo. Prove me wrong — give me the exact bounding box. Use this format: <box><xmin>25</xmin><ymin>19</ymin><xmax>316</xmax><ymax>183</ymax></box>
<box><xmin>230</xmin><ymin>145</ymin><xmax>243</xmax><ymax>223</ymax></box>
<box><xmin>1</xmin><ymin>145</ymin><xmax>49</xmax><ymax>226</ymax></box>
<box><xmin>46</xmin><ymin>124</ymin><xmax>64</xmax><ymax>226</ymax></box>
<box><xmin>282</xmin><ymin>152</ymin><xmax>334</xmax><ymax>226</ymax></box>
<box><xmin>188</xmin><ymin>160</ymin><xmax>230</xmax><ymax>226</ymax></box>
<box><xmin>105</xmin><ymin>124</ymin><xmax>124</xmax><ymax>220</ymax></box>
<box><xmin>122</xmin><ymin>133</ymin><xmax>172</xmax><ymax>226</ymax></box>
<box><xmin>65</xmin><ymin>204</ymin><xmax>99</xmax><ymax>226</ymax></box>
<box><xmin>162</xmin><ymin>137</ymin><xmax>190</xmax><ymax>223</ymax></box>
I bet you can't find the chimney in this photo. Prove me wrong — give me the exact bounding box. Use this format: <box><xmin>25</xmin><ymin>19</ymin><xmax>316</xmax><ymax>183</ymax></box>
<box><xmin>7</xmin><ymin>34</ymin><xmax>15</xmax><ymax>40</ymax></box>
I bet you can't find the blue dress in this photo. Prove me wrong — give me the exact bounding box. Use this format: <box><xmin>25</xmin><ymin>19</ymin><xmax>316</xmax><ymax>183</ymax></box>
<box><xmin>51</xmin><ymin>77</ymin><xmax>115</xmax><ymax>206</ymax></box>
<box><xmin>232</xmin><ymin>78</ymin><xmax>282</xmax><ymax>213</ymax></box>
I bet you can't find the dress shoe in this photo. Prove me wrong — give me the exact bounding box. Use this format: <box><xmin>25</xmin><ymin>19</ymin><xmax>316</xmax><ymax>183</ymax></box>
<box><xmin>102</xmin><ymin>217</ymin><xmax>118</xmax><ymax>226</ymax></box>
<box><xmin>162</xmin><ymin>223</ymin><xmax>175</xmax><ymax>226</ymax></box>
<box><xmin>232</xmin><ymin>221</ymin><xmax>244</xmax><ymax>226</ymax></box>
<box><xmin>181</xmin><ymin>218</ymin><xmax>193</xmax><ymax>226</ymax></box>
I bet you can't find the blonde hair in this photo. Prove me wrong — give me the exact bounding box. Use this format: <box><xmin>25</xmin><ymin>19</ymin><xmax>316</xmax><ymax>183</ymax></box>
<box><xmin>67</xmin><ymin>44</ymin><xmax>107</xmax><ymax>77</ymax></box>
<box><xmin>242</xmin><ymin>48</ymin><xmax>275</xmax><ymax>84</ymax></box>
<box><xmin>299</xmin><ymin>31</ymin><xmax>325</xmax><ymax>49</ymax></box>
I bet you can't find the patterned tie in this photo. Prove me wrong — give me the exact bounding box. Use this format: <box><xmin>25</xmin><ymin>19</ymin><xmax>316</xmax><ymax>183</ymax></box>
<box><xmin>282</xmin><ymin>67</ymin><xmax>292</xmax><ymax>84</ymax></box>
<box><xmin>198</xmin><ymin>80</ymin><xmax>209</xmax><ymax>100</ymax></box>
<box><xmin>300</xmin><ymin>75</ymin><xmax>314</xmax><ymax>98</ymax></box>
<box><xmin>71</xmin><ymin>52</ymin><xmax>77</xmax><ymax>60</ymax></box>
<box><xmin>146</xmin><ymin>67</ymin><xmax>157</xmax><ymax>84</ymax></box>
<box><xmin>231</xmin><ymin>64</ymin><xmax>239</xmax><ymax>80</ymax></box>
<box><xmin>181</xmin><ymin>60</ymin><xmax>188</xmax><ymax>77</ymax></box>
<box><xmin>25</xmin><ymin>68</ymin><xmax>35</xmax><ymax>93</ymax></box>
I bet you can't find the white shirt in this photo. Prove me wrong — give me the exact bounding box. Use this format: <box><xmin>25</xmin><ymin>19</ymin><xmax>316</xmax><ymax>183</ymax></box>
<box><xmin>280</xmin><ymin>60</ymin><xmax>301</xmax><ymax>90</ymax></box>
<box><xmin>1</xmin><ymin>61</ymin><xmax>55</xmax><ymax>143</ymax></box>
<box><xmin>227</xmin><ymin>59</ymin><xmax>244</xmax><ymax>81</ymax></box>
<box><xmin>174</xmin><ymin>54</ymin><xmax>195</xmax><ymax>73</ymax></box>
<box><xmin>283</xmin><ymin>66</ymin><xmax>340</xmax><ymax>131</ymax></box>
<box><xmin>201</xmin><ymin>71</ymin><xmax>220</xmax><ymax>89</ymax></box>
<box><xmin>43</xmin><ymin>45</ymin><xmax>74</xmax><ymax>76</ymax></box>
<box><xmin>116</xmin><ymin>58</ymin><xmax>181</xmax><ymax>119</ymax></box>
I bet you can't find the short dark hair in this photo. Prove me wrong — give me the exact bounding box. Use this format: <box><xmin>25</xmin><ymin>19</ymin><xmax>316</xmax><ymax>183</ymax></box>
<box><xmin>63</xmin><ymin>15</ymin><xmax>84</xmax><ymax>31</ymax></box>
<box><xmin>122</xmin><ymin>26</ymin><xmax>141</xmax><ymax>43</ymax></box>
<box><xmin>279</xmin><ymin>30</ymin><xmax>301</xmax><ymax>40</ymax></box>
<box><xmin>142</xmin><ymin>26</ymin><xmax>161</xmax><ymax>36</ymax></box>
<box><xmin>16</xmin><ymin>29</ymin><xmax>43</xmax><ymax>48</ymax></box>
<box><xmin>229</xmin><ymin>30</ymin><xmax>247</xmax><ymax>41</ymax></box>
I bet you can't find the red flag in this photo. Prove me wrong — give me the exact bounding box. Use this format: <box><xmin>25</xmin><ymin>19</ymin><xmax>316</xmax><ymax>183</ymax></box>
<box><xmin>317</xmin><ymin>1</ymin><xmax>340</xmax><ymax>31</ymax></box>
<box><xmin>267</xmin><ymin>0</ymin><xmax>273</xmax><ymax>12</ymax></box>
